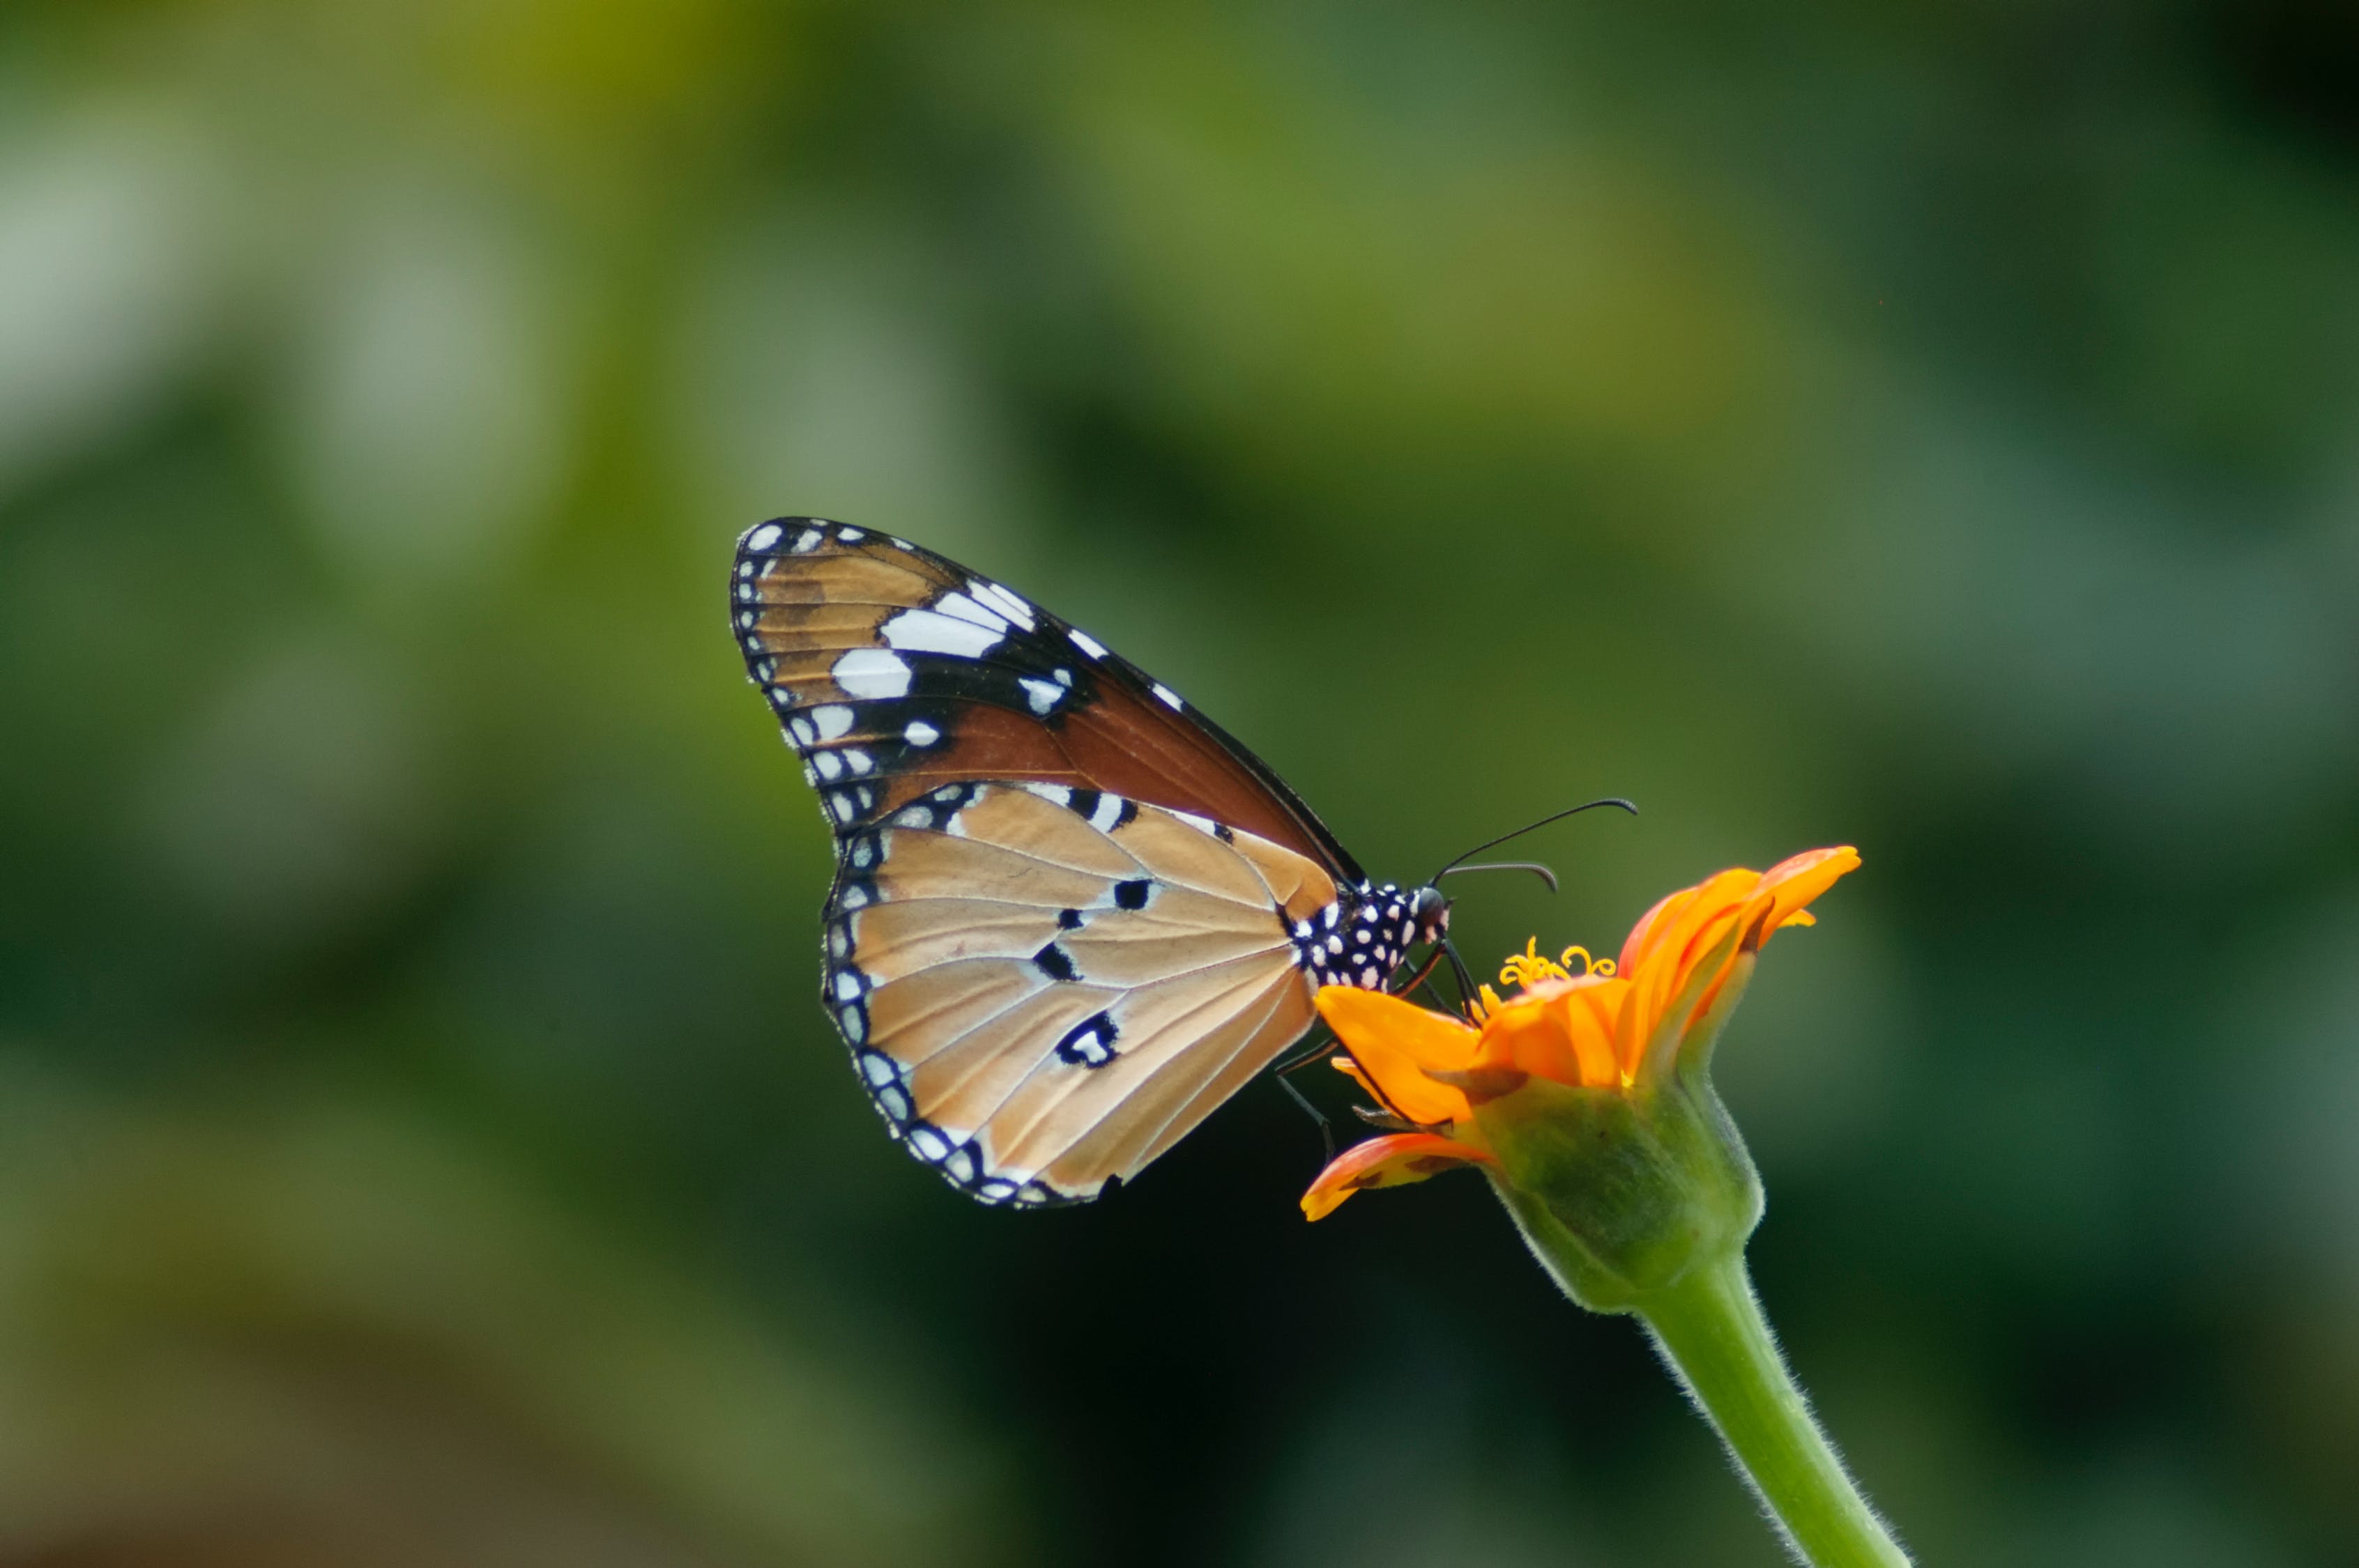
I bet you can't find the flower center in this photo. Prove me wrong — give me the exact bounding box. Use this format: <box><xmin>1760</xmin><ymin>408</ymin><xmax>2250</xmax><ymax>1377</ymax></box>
<box><xmin>1499</xmin><ymin>935</ymin><xmax>1617</xmax><ymax>987</ymax></box>
<box><xmin>1468</xmin><ymin>937</ymin><xmax>1617</xmax><ymax>1021</ymax></box>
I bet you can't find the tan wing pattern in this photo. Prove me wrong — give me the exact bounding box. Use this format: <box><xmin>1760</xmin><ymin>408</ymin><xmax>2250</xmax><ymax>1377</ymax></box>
<box><xmin>829</xmin><ymin>783</ymin><xmax>1342</xmax><ymax>1205</ymax></box>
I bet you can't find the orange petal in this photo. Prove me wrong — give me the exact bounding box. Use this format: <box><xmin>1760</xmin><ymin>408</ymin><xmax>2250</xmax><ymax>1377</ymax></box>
<box><xmin>1748</xmin><ymin>847</ymin><xmax>1859</xmax><ymax>951</ymax></box>
<box><xmin>1616</xmin><ymin>886</ymin><xmax>1690</xmax><ymax>977</ymax></box>
<box><xmin>1476</xmin><ymin>976</ymin><xmax>1625</xmax><ymax>1087</ymax></box>
<box><xmin>1618</xmin><ymin>868</ymin><xmax>1758</xmax><ymax>977</ymax></box>
<box><xmin>1299</xmin><ymin>1133</ymin><xmax>1495</xmax><ymax>1221</ymax></box>
<box><xmin>1558</xmin><ymin>976</ymin><xmax>1633</xmax><ymax>1084</ymax></box>
<box><xmin>1315</xmin><ymin>985</ymin><xmax>1479</xmax><ymax>1126</ymax></box>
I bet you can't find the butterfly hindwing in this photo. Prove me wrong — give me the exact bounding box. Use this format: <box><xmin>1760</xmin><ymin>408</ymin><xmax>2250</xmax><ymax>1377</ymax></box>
<box><xmin>827</xmin><ymin>783</ymin><xmax>1336</xmax><ymax>1204</ymax></box>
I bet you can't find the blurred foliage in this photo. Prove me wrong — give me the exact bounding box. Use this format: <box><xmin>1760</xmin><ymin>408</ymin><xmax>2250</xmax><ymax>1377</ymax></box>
<box><xmin>2</xmin><ymin>1</ymin><xmax>2358</xmax><ymax>1564</ymax></box>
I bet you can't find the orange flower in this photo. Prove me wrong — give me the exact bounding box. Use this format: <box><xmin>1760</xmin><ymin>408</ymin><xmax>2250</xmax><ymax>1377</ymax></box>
<box><xmin>1300</xmin><ymin>847</ymin><xmax>1858</xmax><ymax>1220</ymax></box>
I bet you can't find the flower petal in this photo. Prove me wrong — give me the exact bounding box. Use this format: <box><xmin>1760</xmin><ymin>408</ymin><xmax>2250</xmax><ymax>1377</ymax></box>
<box><xmin>1476</xmin><ymin>976</ymin><xmax>1625</xmax><ymax>1087</ymax></box>
<box><xmin>1299</xmin><ymin>1132</ymin><xmax>1495</xmax><ymax>1220</ymax></box>
<box><xmin>1618</xmin><ymin>869</ymin><xmax>1757</xmax><ymax>977</ymax></box>
<box><xmin>1611</xmin><ymin>850</ymin><xmax>1861</xmax><ymax>1063</ymax></box>
<box><xmin>1748</xmin><ymin>847</ymin><xmax>1859</xmax><ymax>951</ymax></box>
<box><xmin>1315</xmin><ymin>985</ymin><xmax>1479</xmax><ymax>1126</ymax></box>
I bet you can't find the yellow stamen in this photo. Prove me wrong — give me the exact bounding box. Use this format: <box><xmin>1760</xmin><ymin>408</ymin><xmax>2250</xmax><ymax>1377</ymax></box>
<box><xmin>1497</xmin><ymin>937</ymin><xmax>1572</xmax><ymax>991</ymax></box>
<box><xmin>1494</xmin><ymin>937</ymin><xmax>1617</xmax><ymax>996</ymax></box>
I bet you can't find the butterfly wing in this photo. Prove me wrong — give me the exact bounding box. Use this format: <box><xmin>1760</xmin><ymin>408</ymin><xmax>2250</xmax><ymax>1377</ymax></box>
<box><xmin>729</xmin><ymin>518</ymin><xmax>1364</xmax><ymax>878</ymax></box>
<box><xmin>731</xmin><ymin>519</ymin><xmax>1421</xmax><ymax>1204</ymax></box>
<box><xmin>832</xmin><ymin>782</ymin><xmax>1338</xmax><ymax>1204</ymax></box>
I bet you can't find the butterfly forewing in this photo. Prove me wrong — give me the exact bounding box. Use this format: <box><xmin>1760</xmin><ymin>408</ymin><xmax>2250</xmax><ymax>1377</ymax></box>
<box><xmin>731</xmin><ymin>518</ymin><xmax>1435</xmax><ymax>1206</ymax></box>
<box><xmin>731</xmin><ymin>520</ymin><xmax>1361</xmax><ymax>873</ymax></box>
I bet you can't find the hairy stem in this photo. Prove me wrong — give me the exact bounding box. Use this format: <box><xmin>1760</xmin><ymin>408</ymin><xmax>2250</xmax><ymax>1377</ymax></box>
<box><xmin>1634</xmin><ymin>1254</ymin><xmax>1909</xmax><ymax>1568</ymax></box>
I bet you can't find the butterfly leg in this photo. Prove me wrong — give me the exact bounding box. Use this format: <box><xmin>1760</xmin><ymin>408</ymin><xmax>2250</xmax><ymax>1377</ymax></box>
<box><xmin>1272</xmin><ymin>1028</ymin><xmax>1410</xmax><ymax>1131</ymax></box>
<box><xmin>1386</xmin><ymin>944</ymin><xmax>1449</xmax><ymax>1001</ymax></box>
<box><xmin>1274</xmin><ymin>1071</ymin><xmax>1336</xmax><ymax>1165</ymax></box>
<box><xmin>1270</xmin><ymin>1026</ymin><xmax>1338</xmax><ymax>1079</ymax></box>
<box><xmin>1274</xmin><ymin>1029</ymin><xmax>1422</xmax><ymax>1132</ymax></box>
<box><xmin>1414</xmin><ymin>975</ymin><xmax>1460</xmax><ymax>1017</ymax></box>
<box><xmin>1437</xmin><ymin>938</ymin><xmax>1481</xmax><ymax>1013</ymax></box>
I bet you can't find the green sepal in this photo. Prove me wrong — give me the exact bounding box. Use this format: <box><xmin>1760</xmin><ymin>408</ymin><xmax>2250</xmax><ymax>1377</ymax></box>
<box><xmin>1476</xmin><ymin>1074</ymin><xmax>1762</xmax><ymax>1313</ymax></box>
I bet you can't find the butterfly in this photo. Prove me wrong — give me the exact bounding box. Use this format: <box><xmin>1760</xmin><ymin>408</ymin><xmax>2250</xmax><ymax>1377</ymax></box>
<box><xmin>731</xmin><ymin>518</ymin><xmax>1451</xmax><ymax>1207</ymax></box>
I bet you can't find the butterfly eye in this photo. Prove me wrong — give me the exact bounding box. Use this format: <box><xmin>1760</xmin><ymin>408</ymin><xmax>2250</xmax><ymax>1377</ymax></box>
<box><xmin>1411</xmin><ymin>885</ymin><xmax>1451</xmax><ymax>943</ymax></box>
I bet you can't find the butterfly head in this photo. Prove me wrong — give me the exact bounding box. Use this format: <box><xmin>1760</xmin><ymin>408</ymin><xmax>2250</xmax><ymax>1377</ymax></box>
<box><xmin>1410</xmin><ymin>884</ymin><xmax>1451</xmax><ymax>946</ymax></box>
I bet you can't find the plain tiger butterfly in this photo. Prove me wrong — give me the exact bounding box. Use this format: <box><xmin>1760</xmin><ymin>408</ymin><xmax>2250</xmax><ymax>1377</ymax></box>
<box><xmin>731</xmin><ymin>520</ymin><xmax>1453</xmax><ymax>1207</ymax></box>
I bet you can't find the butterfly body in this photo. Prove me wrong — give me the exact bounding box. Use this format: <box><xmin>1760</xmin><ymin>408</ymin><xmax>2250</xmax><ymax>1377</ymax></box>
<box><xmin>732</xmin><ymin>519</ymin><xmax>1447</xmax><ymax>1206</ymax></box>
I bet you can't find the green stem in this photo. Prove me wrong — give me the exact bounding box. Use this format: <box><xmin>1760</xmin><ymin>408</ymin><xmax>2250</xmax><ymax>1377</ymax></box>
<box><xmin>1635</xmin><ymin>1254</ymin><xmax>1909</xmax><ymax>1568</ymax></box>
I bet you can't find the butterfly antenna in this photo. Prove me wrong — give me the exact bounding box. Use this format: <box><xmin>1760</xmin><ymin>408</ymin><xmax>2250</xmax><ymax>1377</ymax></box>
<box><xmin>1430</xmin><ymin>797</ymin><xmax>1637</xmax><ymax>883</ymax></box>
<box><xmin>1435</xmin><ymin>859</ymin><xmax>1559</xmax><ymax>893</ymax></box>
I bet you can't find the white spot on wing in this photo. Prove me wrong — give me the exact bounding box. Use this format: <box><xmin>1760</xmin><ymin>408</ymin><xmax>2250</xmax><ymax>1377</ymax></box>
<box><xmin>1069</xmin><ymin>628</ymin><xmax>1109</xmax><ymax>659</ymax></box>
<box><xmin>812</xmin><ymin>705</ymin><xmax>856</xmax><ymax>740</ymax></box>
<box><xmin>1089</xmin><ymin>794</ymin><xmax>1124</xmax><ymax>832</ymax></box>
<box><xmin>843</xmin><ymin>748</ymin><xmax>873</xmax><ymax>774</ymax></box>
<box><xmin>1171</xmin><ymin>810</ymin><xmax>1217</xmax><ymax>836</ymax></box>
<box><xmin>793</xmin><ymin>527</ymin><xmax>824</xmax><ymax>553</ymax></box>
<box><xmin>931</xmin><ymin>592</ymin><xmax>1012</xmax><ymax>634</ymax></box>
<box><xmin>904</xmin><ymin>719</ymin><xmax>940</xmax><ymax>746</ymax></box>
<box><xmin>879</xmin><ymin>608</ymin><xmax>1003</xmax><ymax>659</ymax></box>
<box><xmin>837</xmin><ymin>527</ymin><xmax>867</xmax><ymax>543</ymax></box>
<box><xmin>1025</xmin><ymin>783</ymin><xmax>1074</xmax><ymax>807</ymax></box>
<box><xmin>970</xmin><ymin>578</ymin><xmax>1037</xmax><ymax>629</ymax></box>
<box><xmin>832</xmin><ymin>648</ymin><xmax>912</xmax><ymax>700</ymax></box>
<box><xmin>788</xmin><ymin>717</ymin><xmax>816</xmax><ymax>748</ymax></box>
<box><xmin>745</xmin><ymin>523</ymin><xmax>781</xmax><ymax>551</ymax></box>
<box><xmin>814</xmin><ymin>751</ymin><xmax>843</xmax><ymax>780</ymax></box>
<box><xmin>1152</xmin><ymin>682</ymin><xmax>1184</xmax><ymax>710</ymax></box>
<box><xmin>1020</xmin><ymin>677</ymin><xmax>1063</xmax><ymax>714</ymax></box>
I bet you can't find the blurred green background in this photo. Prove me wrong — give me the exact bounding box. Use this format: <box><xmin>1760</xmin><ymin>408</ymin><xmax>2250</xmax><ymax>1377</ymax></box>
<box><xmin>5</xmin><ymin>1</ymin><xmax>2358</xmax><ymax>1562</ymax></box>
